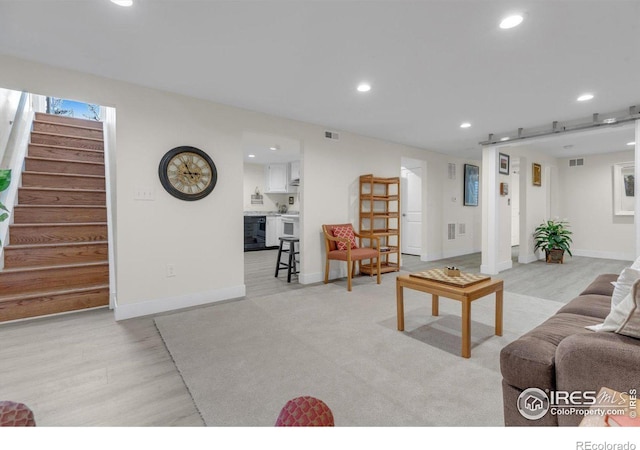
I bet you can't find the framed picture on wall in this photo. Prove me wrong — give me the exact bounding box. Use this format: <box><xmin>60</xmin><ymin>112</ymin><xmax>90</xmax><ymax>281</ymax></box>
<box><xmin>533</xmin><ymin>163</ymin><xmax>542</xmax><ymax>186</ymax></box>
<box><xmin>464</xmin><ymin>164</ymin><xmax>479</xmax><ymax>206</ymax></box>
<box><xmin>499</xmin><ymin>153</ymin><xmax>510</xmax><ymax>175</ymax></box>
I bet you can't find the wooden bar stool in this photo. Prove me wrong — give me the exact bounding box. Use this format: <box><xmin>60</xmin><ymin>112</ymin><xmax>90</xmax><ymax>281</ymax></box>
<box><xmin>275</xmin><ymin>237</ymin><xmax>300</xmax><ymax>282</ymax></box>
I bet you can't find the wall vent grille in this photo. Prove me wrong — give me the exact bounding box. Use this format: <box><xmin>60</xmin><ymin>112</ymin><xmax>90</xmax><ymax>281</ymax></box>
<box><xmin>448</xmin><ymin>163</ymin><xmax>456</xmax><ymax>180</ymax></box>
<box><xmin>569</xmin><ymin>158</ymin><xmax>585</xmax><ymax>167</ymax></box>
<box><xmin>458</xmin><ymin>223</ymin><xmax>466</xmax><ymax>235</ymax></box>
<box><xmin>447</xmin><ymin>223</ymin><xmax>456</xmax><ymax>240</ymax></box>
<box><xmin>324</xmin><ymin>131</ymin><xmax>340</xmax><ymax>140</ymax></box>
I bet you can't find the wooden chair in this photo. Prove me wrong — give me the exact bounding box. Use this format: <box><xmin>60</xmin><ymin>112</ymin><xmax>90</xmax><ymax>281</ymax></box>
<box><xmin>322</xmin><ymin>223</ymin><xmax>381</xmax><ymax>291</ymax></box>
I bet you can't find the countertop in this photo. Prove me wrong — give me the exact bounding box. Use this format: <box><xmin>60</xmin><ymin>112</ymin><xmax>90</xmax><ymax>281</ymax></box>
<box><xmin>243</xmin><ymin>211</ymin><xmax>299</xmax><ymax>217</ymax></box>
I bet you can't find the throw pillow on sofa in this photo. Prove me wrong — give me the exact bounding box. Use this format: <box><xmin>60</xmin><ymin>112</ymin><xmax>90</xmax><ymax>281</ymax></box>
<box><xmin>586</xmin><ymin>267</ymin><xmax>640</xmax><ymax>331</ymax></box>
<box><xmin>593</xmin><ymin>278</ymin><xmax>640</xmax><ymax>338</ymax></box>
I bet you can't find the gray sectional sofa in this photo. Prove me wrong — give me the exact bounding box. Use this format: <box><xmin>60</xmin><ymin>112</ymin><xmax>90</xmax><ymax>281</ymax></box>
<box><xmin>500</xmin><ymin>274</ymin><xmax>640</xmax><ymax>426</ymax></box>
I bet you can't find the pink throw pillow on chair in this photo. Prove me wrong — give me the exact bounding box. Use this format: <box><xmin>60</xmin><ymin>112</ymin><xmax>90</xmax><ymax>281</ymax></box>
<box><xmin>332</xmin><ymin>226</ymin><xmax>358</xmax><ymax>251</ymax></box>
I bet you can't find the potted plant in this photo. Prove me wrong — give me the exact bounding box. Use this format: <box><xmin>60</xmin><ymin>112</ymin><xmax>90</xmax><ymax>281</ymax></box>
<box><xmin>0</xmin><ymin>169</ymin><xmax>11</xmax><ymax>247</ymax></box>
<box><xmin>533</xmin><ymin>218</ymin><xmax>573</xmax><ymax>264</ymax></box>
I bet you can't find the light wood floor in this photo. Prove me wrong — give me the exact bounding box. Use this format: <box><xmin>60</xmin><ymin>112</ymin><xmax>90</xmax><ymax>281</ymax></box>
<box><xmin>0</xmin><ymin>248</ymin><xmax>630</xmax><ymax>425</ymax></box>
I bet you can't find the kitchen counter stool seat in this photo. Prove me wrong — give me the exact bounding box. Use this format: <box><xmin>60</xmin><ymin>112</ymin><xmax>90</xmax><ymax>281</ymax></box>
<box><xmin>275</xmin><ymin>237</ymin><xmax>300</xmax><ymax>282</ymax></box>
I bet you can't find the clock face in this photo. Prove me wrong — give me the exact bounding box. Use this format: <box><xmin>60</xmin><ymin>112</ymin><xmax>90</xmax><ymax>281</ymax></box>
<box><xmin>158</xmin><ymin>146</ymin><xmax>218</xmax><ymax>201</ymax></box>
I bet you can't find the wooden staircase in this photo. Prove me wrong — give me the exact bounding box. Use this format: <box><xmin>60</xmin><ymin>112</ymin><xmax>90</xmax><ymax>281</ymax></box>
<box><xmin>0</xmin><ymin>112</ymin><xmax>110</xmax><ymax>322</ymax></box>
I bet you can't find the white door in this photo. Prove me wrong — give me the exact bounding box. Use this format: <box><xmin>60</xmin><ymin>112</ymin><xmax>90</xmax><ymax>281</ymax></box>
<box><xmin>401</xmin><ymin>165</ymin><xmax>422</xmax><ymax>255</ymax></box>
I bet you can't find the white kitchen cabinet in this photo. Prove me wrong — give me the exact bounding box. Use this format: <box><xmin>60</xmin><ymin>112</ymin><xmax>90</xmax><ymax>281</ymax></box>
<box><xmin>265</xmin><ymin>163</ymin><xmax>289</xmax><ymax>193</ymax></box>
<box><xmin>266</xmin><ymin>216</ymin><xmax>279</xmax><ymax>247</ymax></box>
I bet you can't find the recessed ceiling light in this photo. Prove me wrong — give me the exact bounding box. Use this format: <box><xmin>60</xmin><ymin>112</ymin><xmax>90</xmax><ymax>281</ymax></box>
<box><xmin>499</xmin><ymin>15</ymin><xmax>523</xmax><ymax>29</ymax></box>
<box><xmin>248</xmin><ymin>154</ymin><xmax>256</xmax><ymax>158</ymax></box>
<box><xmin>269</xmin><ymin>146</ymin><xmax>277</xmax><ymax>151</ymax></box>
<box><xmin>460</xmin><ymin>122</ymin><xmax>471</xmax><ymax>129</ymax></box>
<box><xmin>500</xmin><ymin>137</ymin><xmax>510</xmax><ymax>141</ymax></box>
<box><xmin>357</xmin><ymin>83</ymin><xmax>371</xmax><ymax>93</ymax></box>
<box><xmin>111</xmin><ymin>0</ymin><xmax>133</xmax><ymax>6</ymax></box>
<box><xmin>577</xmin><ymin>93</ymin><xmax>594</xmax><ymax>102</ymax></box>
<box><xmin>627</xmin><ymin>142</ymin><xmax>636</xmax><ymax>146</ymax></box>
<box><xmin>602</xmin><ymin>118</ymin><xmax>617</xmax><ymax>124</ymax></box>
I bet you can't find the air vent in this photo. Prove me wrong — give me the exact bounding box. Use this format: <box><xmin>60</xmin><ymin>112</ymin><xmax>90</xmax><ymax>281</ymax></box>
<box><xmin>324</xmin><ymin>131</ymin><xmax>340</xmax><ymax>140</ymax></box>
<box><xmin>458</xmin><ymin>223</ymin><xmax>466</xmax><ymax>236</ymax></box>
<box><xmin>448</xmin><ymin>163</ymin><xmax>456</xmax><ymax>180</ymax></box>
<box><xmin>447</xmin><ymin>223</ymin><xmax>456</xmax><ymax>240</ymax></box>
<box><xmin>569</xmin><ymin>158</ymin><xmax>584</xmax><ymax>167</ymax></box>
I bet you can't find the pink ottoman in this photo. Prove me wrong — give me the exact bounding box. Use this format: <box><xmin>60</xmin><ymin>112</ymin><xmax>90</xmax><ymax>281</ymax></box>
<box><xmin>275</xmin><ymin>396</ymin><xmax>334</xmax><ymax>426</ymax></box>
<box><xmin>0</xmin><ymin>401</ymin><xmax>36</xmax><ymax>426</ymax></box>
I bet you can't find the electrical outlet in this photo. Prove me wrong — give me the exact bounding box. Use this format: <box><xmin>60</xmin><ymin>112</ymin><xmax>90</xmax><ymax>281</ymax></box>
<box><xmin>166</xmin><ymin>264</ymin><xmax>176</xmax><ymax>277</ymax></box>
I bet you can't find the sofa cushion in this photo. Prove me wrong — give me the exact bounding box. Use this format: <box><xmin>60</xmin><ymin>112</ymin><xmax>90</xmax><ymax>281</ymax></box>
<box><xmin>500</xmin><ymin>313</ymin><xmax>602</xmax><ymax>391</ymax></box>
<box><xmin>579</xmin><ymin>274</ymin><xmax>618</xmax><ymax>297</ymax></box>
<box><xmin>556</xmin><ymin>294</ymin><xmax>611</xmax><ymax>320</ymax></box>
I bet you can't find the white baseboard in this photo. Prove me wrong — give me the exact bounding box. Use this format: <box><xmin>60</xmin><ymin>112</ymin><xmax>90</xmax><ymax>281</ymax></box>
<box><xmin>299</xmin><ymin>271</ymin><xmax>323</xmax><ymax>284</ymax></box>
<box><xmin>114</xmin><ymin>284</ymin><xmax>246</xmax><ymax>321</ymax></box>
<box><xmin>481</xmin><ymin>259</ymin><xmax>513</xmax><ymax>275</ymax></box>
<box><xmin>442</xmin><ymin>248</ymin><xmax>482</xmax><ymax>259</ymax></box>
<box><xmin>518</xmin><ymin>253</ymin><xmax>540</xmax><ymax>264</ymax></box>
<box><xmin>572</xmin><ymin>249</ymin><xmax>634</xmax><ymax>262</ymax></box>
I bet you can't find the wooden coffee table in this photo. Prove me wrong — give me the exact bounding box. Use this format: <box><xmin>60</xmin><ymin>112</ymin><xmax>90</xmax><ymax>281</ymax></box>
<box><xmin>396</xmin><ymin>273</ymin><xmax>503</xmax><ymax>358</ymax></box>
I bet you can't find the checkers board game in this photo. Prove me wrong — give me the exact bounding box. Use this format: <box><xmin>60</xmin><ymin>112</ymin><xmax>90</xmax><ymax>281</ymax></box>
<box><xmin>409</xmin><ymin>269</ymin><xmax>490</xmax><ymax>287</ymax></box>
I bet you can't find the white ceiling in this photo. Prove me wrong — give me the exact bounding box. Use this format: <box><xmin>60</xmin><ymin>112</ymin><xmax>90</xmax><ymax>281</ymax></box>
<box><xmin>0</xmin><ymin>1</ymin><xmax>638</xmax><ymax>161</ymax></box>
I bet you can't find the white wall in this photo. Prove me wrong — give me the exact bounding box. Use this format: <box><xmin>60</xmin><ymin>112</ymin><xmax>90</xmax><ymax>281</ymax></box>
<box><xmin>558</xmin><ymin>149</ymin><xmax>635</xmax><ymax>260</ymax></box>
<box><xmin>440</xmin><ymin>160</ymin><xmax>482</xmax><ymax>258</ymax></box>
<box><xmin>502</xmin><ymin>147</ymin><xmax>560</xmax><ymax>264</ymax></box>
<box><xmin>243</xmin><ymin>163</ymin><xmax>298</xmax><ymax>212</ymax></box>
<box><xmin>0</xmin><ymin>88</ymin><xmax>22</xmax><ymax>164</ymax></box>
<box><xmin>0</xmin><ymin>53</ymin><xmax>482</xmax><ymax>317</ymax></box>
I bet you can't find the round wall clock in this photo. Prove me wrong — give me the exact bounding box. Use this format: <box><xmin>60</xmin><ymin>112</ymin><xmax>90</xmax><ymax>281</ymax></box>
<box><xmin>158</xmin><ymin>146</ymin><xmax>218</xmax><ymax>201</ymax></box>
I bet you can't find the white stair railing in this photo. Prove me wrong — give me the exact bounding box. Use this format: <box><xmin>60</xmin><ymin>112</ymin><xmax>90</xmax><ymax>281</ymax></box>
<box><xmin>0</xmin><ymin>91</ymin><xmax>36</xmax><ymax>262</ymax></box>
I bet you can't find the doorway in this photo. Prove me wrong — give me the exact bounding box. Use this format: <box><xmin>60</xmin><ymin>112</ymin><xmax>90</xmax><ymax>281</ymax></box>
<box><xmin>401</xmin><ymin>157</ymin><xmax>423</xmax><ymax>257</ymax></box>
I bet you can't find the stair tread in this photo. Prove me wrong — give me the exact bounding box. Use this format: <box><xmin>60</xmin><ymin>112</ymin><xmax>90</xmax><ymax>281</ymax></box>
<box><xmin>33</xmin><ymin>119</ymin><xmax>104</xmax><ymax>133</ymax></box>
<box><xmin>0</xmin><ymin>285</ymin><xmax>110</xmax><ymax>302</ymax></box>
<box><xmin>31</xmin><ymin>131</ymin><xmax>104</xmax><ymax>142</ymax></box>
<box><xmin>15</xmin><ymin>204</ymin><xmax>107</xmax><ymax>209</ymax></box>
<box><xmin>35</xmin><ymin>113</ymin><xmax>103</xmax><ymax>127</ymax></box>
<box><xmin>29</xmin><ymin>143</ymin><xmax>104</xmax><ymax>153</ymax></box>
<box><xmin>26</xmin><ymin>156</ymin><xmax>105</xmax><ymax>166</ymax></box>
<box><xmin>19</xmin><ymin>186</ymin><xmax>106</xmax><ymax>193</ymax></box>
<box><xmin>0</xmin><ymin>261</ymin><xmax>108</xmax><ymax>274</ymax></box>
<box><xmin>23</xmin><ymin>171</ymin><xmax>105</xmax><ymax>179</ymax></box>
<box><xmin>10</xmin><ymin>222</ymin><xmax>107</xmax><ymax>227</ymax></box>
<box><xmin>5</xmin><ymin>241</ymin><xmax>108</xmax><ymax>250</ymax></box>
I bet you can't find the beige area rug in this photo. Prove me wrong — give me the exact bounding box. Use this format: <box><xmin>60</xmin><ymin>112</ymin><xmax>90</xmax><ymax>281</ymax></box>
<box><xmin>154</xmin><ymin>272</ymin><xmax>561</xmax><ymax>426</ymax></box>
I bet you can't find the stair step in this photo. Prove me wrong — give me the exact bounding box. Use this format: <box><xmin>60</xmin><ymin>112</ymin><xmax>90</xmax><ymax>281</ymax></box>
<box><xmin>33</xmin><ymin>120</ymin><xmax>103</xmax><ymax>140</ymax></box>
<box><xmin>21</xmin><ymin>171</ymin><xmax>106</xmax><ymax>190</ymax></box>
<box><xmin>28</xmin><ymin>144</ymin><xmax>104</xmax><ymax>163</ymax></box>
<box><xmin>0</xmin><ymin>262</ymin><xmax>109</xmax><ymax>297</ymax></box>
<box><xmin>13</xmin><ymin>205</ymin><xmax>107</xmax><ymax>224</ymax></box>
<box><xmin>25</xmin><ymin>157</ymin><xmax>105</xmax><ymax>176</ymax></box>
<box><xmin>8</xmin><ymin>223</ymin><xmax>108</xmax><ymax>245</ymax></box>
<box><xmin>3</xmin><ymin>241</ymin><xmax>109</xmax><ymax>268</ymax></box>
<box><xmin>0</xmin><ymin>285</ymin><xmax>109</xmax><ymax>323</ymax></box>
<box><xmin>35</xmin><ymin>112</ymin><xmax>103</xmax><ymax>130</ymax></box>
<box><xmin>31</xmin><ymin>131</ymin><xmax>104</xmax><ymax>151</ymax></box>
<box><xmin>18</xmin><ymin>187</ymin><xmax>106</xmax><ymax>206</ymax></box>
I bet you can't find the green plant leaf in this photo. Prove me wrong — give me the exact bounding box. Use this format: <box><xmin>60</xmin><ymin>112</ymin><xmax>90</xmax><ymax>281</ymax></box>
<box><xmin>0</xmin><ymin>212</ymin><xmax>8</xmax><ymax>222</ymax></box>
<box><xmin>0</xmin><ymin>169</ymin><xmax>10</xmax><ymax>192</ymax></box>
<box><xmin>0</xmin><ymin>201</ymin><xmax>7</xmax><ymax>212</ymax></box>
